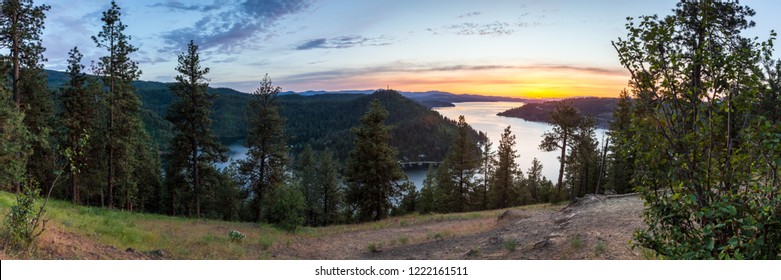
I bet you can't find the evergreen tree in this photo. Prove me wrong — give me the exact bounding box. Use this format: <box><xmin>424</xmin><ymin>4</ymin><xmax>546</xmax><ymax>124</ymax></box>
<box><xmin>318</xmin><ymin>148</ymin><xmax>341</xmax><ymax>226</ymax></box>
<box><xmin>0</xmin><ymin>0</ymin><xmax>49</xmax><ymax>108</ymax></box>
<box><xmin>92</xmin><ymin>0</ymin><xmax>148</xmax><ymax>209</ymax></box>
<box><xmin>417</xmin><ymin>164</ymin><xmax>438</xmax><ymax>214</ymax></box>
<box><xmin>526</xmin><ymin>157</ymin><xmax>543</xmax><ymax>203</ymax></box>
<box><xmin>539</xmin><ymin>102</ymin><xmax>582</xmax><ymax>201</ymax></box>
<box><xmin>436</xmin><ymin>115</ymin><xmax>480</xmax><ymax>212</ymax></box>
<box><xmin>0</xmin><ymin>75</ymin><xmax>30</xmax><ymax>190</ymax></box>
<box><xmin>476</xmin><ymin>140</ymin><xmax>493</xmax><ymax>211</ymax></box>
<box><xmin>239</xmin><ymin>74</ymin><xmax>288</xmax><ymax>222</ymax></box>
<box><xmin>489</xmin><ymin>126</ymin><xmax>519</xmax><ymax>209</ymax></box>
<box><xmin>295</xmin><ymin>144</ymin><xmax>321</xmax><ymax>226</ymax></box>
<box><xmin>605</xmin><ymin>90</ymin><xmax>635</xmax><ymax>194</ymax></box>
<box><xmin>58</xmin><ymin>47</ymin><xmax>99</xmax><ymax>204</ymax></box>
<box><xmin>564</xmin><ymin>116</ymin><xmax>599</xmax><ymax>199</ymax></box>
<box><xmin>164</xmin><ymin>40</ymin><xmax>226</xmax><ymax>217</ymax></box>
<box><xmin>345</xmin><ymin>98</ymin><xmax>406</xmax><ymax>221</ymax></box>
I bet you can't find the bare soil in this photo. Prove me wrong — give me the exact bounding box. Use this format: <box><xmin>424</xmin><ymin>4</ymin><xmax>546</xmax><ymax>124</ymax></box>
<box><xmin>285</xmin><ymin>193</ymin><xmax>645</xmax><ymax>260</ymax></box>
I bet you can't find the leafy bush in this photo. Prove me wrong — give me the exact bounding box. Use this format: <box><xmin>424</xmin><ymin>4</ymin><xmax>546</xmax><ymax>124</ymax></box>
<box><xmin>3</xmin><ymin>180</ymin><xmax>46</xmax><ymax>250</ymax></box>
<box><xmin>228</xmin><ymin>230</ymin><xmax>245</xmax><ymax>243</ymax></box>
<box><xmin>503</xmin><ymin>239</ymin><xmax>517</xmax><ymax>252</ymax></box>
<box><xmin>266</xmin><ymin>183</ymin><xmax>304</xmax><ymax>232</ymax></box>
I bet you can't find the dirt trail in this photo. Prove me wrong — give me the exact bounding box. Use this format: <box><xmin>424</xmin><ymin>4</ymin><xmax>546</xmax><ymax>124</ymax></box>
<box><xmin>288</xmin><ymin>194</ymin><xmax>645</xmax><ymax>260</ymax></box>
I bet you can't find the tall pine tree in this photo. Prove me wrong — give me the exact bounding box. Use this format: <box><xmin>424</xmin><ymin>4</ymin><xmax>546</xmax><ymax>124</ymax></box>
<box><xmin>239</xmin><ymin>74</ymin><xmax>288</xmax><ymax>222</ymax></box>
<box><xmin>488</xmin><ymin>126</ymin><xmax>519</xmax><ymax>209</ymax></box>
<box><xmin>165</xmin><ymin>40</ymin><xmax>226</xmax><ymax>217</ymax></box>
<box><xmin>437</xmin><ymin>115</ymin><xmax>480</xmax><ymax>212</ymax></box>
<box><xmin>345</xmin><ymin>98</ymin><xmax>406</xmax><ymax>221</ymax></box>
<box><xmin>92</xmin><ymin>0</ymin><xmax>152</xmax><ymax>210</ymax></box>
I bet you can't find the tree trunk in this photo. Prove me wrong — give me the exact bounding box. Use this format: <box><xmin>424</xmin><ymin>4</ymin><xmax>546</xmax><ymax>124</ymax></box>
<box><xmin>192</xmin><ymin>135</ymin><xmax>200</xmax><ymax>218</ymax></box>
<box><xmin>557</xmin><ymin>133</ymin><xmax>568</xmax><ymax>199</ymax></box>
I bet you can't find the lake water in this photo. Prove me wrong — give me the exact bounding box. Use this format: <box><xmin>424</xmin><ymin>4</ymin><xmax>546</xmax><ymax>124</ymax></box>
<box><xmin>219</xmin><ymin>101</ymin><xmax>607</xmax><ymax>189</ymax></box>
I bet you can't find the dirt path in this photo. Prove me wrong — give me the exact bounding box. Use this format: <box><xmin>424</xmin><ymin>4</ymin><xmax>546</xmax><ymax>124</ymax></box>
<box><xmin>2</xmin><ymin>225</ymin><xmax>154</xmax><ymax>260</ymax></box>
<box><xmin>286</xmin><ymin>194</ymin><xmax>645</xmax><ymax>260</ymax></box>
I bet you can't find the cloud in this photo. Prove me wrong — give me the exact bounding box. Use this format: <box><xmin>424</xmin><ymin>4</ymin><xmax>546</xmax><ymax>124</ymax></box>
<box><xmin>294</xmin><ymin>35</ymin><xmax>394</xmax><ymax>50</ymax></box>
<box><xmin>458</xmin><ymin>11</ymin><xmax>481</xmax><ymax>18</ymax></box>
<box><xmin>148</xmin><ymin>0</ymin><xmax>229</xmax><ymax>12</ymax></box>
<box><xmin>428</xmin><ymin>21</ymin><xmax>517</xmax><ymax>37</ymax></box>
<box><xmin>161</xmin><ymin>0</ymin><xmax>313</xmax><ymax>52</ymax></box>
<box><xmin>280</xmin><ymin>63</ymin><xmax>626</xmax><ymax>85</ymax></box>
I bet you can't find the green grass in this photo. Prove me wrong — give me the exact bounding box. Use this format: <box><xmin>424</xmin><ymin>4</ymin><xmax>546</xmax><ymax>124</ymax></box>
<box><xmin>570</xmin><ymin>236</ymin><xmax>583</xmax><ymax>250</ymax></box>
<box><xmin>503</xmin><ymin>239</ymin><xmax>517</xmax><ymax>252</ymax></box>
<box><xmin>594</xmin><ymin>239</ymin><xmax>606</xmax><ymax>256</ymax></box>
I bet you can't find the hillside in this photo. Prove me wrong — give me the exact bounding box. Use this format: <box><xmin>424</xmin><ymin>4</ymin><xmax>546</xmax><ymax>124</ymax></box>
<box><xmin>497</xmin><ymin>97</ymin><xmax>618</xmax><ymax>128</ymax></box>
<box><xmin>45</xmin><ymin>70</ymin><xmax>478</xmax><ymax>161</ymax></box>
<box><xmin>0</xmin><ymin>191</ymin><xmax>646</xmax><ymax>260</ymax></box>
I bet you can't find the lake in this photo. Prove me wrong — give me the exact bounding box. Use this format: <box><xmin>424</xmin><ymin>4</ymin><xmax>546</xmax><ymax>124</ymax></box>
<box><xmin>219</xmin><ymin>101</ymin><xmax>607</xmax><ymax>189</ymax></box>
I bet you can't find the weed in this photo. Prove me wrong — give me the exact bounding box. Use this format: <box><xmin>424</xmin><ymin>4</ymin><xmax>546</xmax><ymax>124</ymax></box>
<box><xmin>570</xmin><ymin>236</ymin><xmax>583</xmax><ymax>250</ymax></box>
<box><xmin>399</xmin><ymin>220</ymin><xmax>408</xmax><ymax>227</ymax></box>
<box><xmin>368</xmin><ymin>242</ymin><xmax>383</xmax><ymax>253</ymax></box>
<box><xmin>503</xmin><ymin>239</ymin><xmax>517</xmax><ymax>252</ymax></box>
<box><xmin>594</xmin><ymin>239</ymin><xmax>606</xmax><ymax>256</ymax></box>
<box><xmin>466</xmin><ymin>247</ymin><xmax>480</xmax><ymax>257</ymax></box>
<box><xmin>398</xmin><ymin>235</ymin><xmax>409</xmax><ymax>245</ymax></box>
<box><xmin>228</xmin><ymin>230</ymin><xmax>245</xmax><ymax>242</ymax></box>
<box><xmin>259</xmin><ymin>236</ymin><xmax>273</xmax><ymax>250</ymax></box>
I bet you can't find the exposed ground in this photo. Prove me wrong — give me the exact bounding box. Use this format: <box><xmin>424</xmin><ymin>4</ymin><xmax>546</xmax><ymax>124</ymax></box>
<box><xmin>1</xmin><ymin>193</ymin><xmax>646</xmax><ymax>260</ymax></box>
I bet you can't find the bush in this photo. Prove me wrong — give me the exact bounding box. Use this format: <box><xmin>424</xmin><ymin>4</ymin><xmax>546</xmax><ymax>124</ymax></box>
<box><xmin>266</xmin><ymin>183</ymin><xmax>304</xmax><ymax>232</ymax></box>
<box><xmin>3</xmin><ymin>180</ymin><xmax>45</xmax><ymax>251</ymax></box>
<box><xmin>228</xmin><ymin>230</ymin><xmax>245</xmax><ymax>243</ymax></box>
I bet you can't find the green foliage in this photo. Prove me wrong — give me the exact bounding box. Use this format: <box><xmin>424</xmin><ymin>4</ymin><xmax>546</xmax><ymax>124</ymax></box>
<box><xmin>345</xmin><ymin>96</ymin><xmax>407</xmax><ymax>221</ymax></box>
<box><xmin>163</xmin><ymin>40</ymin><xmax>226</xmax><ymax>218</ymax></box>
<box><xmin>227</xmin><ymin>230</ymin><xmax>245</xmax><ymax>243</ymax></box>
<box><xmin>3</xmin><ymin>179</ymin><xmax>44</xmax><ymax>250</ymax></box>
<box><xmin>0</xmin><ymin>85</ymin><xmax>31</xmax><ymax>190</ymax></box>
<box><xmin>540</xmin><ymin>102</ymin><xmax>586</xmax><ymax>201</ymax></box>
<box><xmin>296</xmin><ymin>144</ymin><xmax>321</xmax><ymax>226</ymax></box>
<box><xmin>503</xmin><ymin>239</ymin><xmax>517</xmax><ymax>252</ymax></box>
<box><xmin>436</xmin><ymin>116</ymin><xmax>481</xmax><ymax>212</ymax></box>
<box><xmin>367</xmin><ymin>242</ymin><xmax>382</xmax><ymax>253</ymax></box>
<box><xmin>266</xmin><ymin>183</ymin><xmax>305</xmax><ymax>232</ymax></box>
<box><xmin>239</xmin><ymin>74</ymin><xmax>288</xmax><ymax>222</ymax></box>
<box><xmin>614</xmin><ymin>0</ymin><xmax>781</xmax><ymax>259</ymax></box>
<box><xmin>488</xmin><ymin>126</ymin><xmax>520</xmax><ymax>209</ymax></box>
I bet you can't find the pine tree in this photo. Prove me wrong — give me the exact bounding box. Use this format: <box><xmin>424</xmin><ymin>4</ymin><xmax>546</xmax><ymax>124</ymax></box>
<box><xmin>295</xmin><ymin>144</ymin><xmax>320</xmax><ymax>226</ymax></box>
<box><xmin>0</xmin><ymin>0</ymin><xmax>49</xmax><ymax>108</ymax></box>
<box><xmin>476</xmin><ymin>140</ymin><xmax>493</xmax><ymax>210</ymax></box>
<box><xmin>0</xmin><ymin>75</ymin><xmax>31</xmax><ymax>190</ymax></box>
<box><xmin>165</xmin><ymin>40</ymin><xmax>226</xmax><ymax>217</ymax></box>
<box><xmin>539</xmin><ymin>102</ymin><xmax>582</xmax><ymax>201</ymax></box>
<box><xmin>417</xmin><ymin>164</ymin><xmax>438</xmax><ymax>214</ymax></box>
<box><xmin>437</xmin><ymin>115</ymin><xmax>480</xmax><ymax>212</ymax></box>
<box><xmin>59</xmin><ymin>47</ymin><xmax>99</xmax><ymax>204</ymax></box>
<box><xmin>489</xmin><ymin>126</ymin><xmax>519</xmax><ymax>209</ymax></box>
<box><xmin>345</xmin><ymin>99</ymin><xmax>406</xmax><ymax>221</ymax></box>
<box><xmin>605</xmin><ymin>90</ymin><xmax>635</xmax><ymax>194</ymax></box>
<box><xmin>526</xmin><ymin>157</ymin><xmax>543</xmax><ymax>203</ymax></box>
<box><xmin>318</xmin><ymin>148</ymin><xmax>341</xmax><ymax>226</ymax></box>
<box><xmin>91</xmin><ymin>0</ymin><xmax>149</xmax><ymax>210</ymax></box>
<box><xmin>239</xmin><ymin>74</ymin><xmax>288</xmax><ymax>222</ymax></box>
<box><xmin>564</xmin><ymin>116</ymin><xmax>599</xmax><ymax>199</ymax></box>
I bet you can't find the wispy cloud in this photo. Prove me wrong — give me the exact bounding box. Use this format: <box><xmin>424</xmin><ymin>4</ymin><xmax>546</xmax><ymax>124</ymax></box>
<box><xmin>294</xmin><ymin>35</ymin><xmax>394</xmax><ymax>50</ymax></box>
<box><xmin>148</xmin><ymin>0</ymin><xmax>229</xmax><ymax>12</ymax></box>
<box><xmin>161</xmin><ymin>0</ymin><xmax>313</xmax><ymax>52</ymax></box>
<box><xmin>445</xmin><ymin>21</ymin><xmax>514</xmax><ymax>36</ymax></box>
<box><xmin>280</xmin><ymin>63</ymin><xmax>627</xmax><ymax>85</ymax></box>
<box><xmin>458</xmin><ymin>11</ymin><xmax>481</xmax><ymax>18</ymax></box>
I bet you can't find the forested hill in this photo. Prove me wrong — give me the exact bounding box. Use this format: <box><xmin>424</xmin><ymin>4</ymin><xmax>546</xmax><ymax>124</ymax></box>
<box><xmin>497</xmin><ymin>97</ymin><xmax>618</xmax><ymax>128</ymax></box>
<box><xmin>45</xmin><ymin>70</ymin><xmax>479</xmax><ymax>162</ymax></box>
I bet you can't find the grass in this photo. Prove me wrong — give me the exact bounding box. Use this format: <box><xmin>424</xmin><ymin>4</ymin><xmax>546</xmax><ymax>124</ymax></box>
<box><xmin>570</xmin><ymin>236</ymin><xmax>583</xmax><ymax>250</ymax></box>
<box><xmin>398</xmin><ymin>235</ymin><xmax>409</xmax><ymax>245</ymax></box>
<box><xmin>594</xmin><ymin>239</ymin><xmax>606</xmax><ymax>256</ymax></box>
<box><xmin>503</xmin><ymin>239</ymin><xmax>517</xmax><ymax>252</ymax></box>
<box><xmin>367</xmin><ymin>242</ymin><xmax>383</xmax><ymax>253</ymax></box>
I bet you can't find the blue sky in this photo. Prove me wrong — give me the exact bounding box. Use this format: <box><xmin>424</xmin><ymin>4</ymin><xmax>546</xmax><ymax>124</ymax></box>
<box><xmin>38</xmin><ymin>0</ymin><xmax>781</xmax><ymax>97</ymax></box>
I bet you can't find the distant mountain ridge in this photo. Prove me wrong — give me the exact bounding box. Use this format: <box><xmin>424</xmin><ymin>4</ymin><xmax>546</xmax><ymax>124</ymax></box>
<box><xmin>44</xmin><ymin>70</ymin><xmax>480</xmax><ymax>161</ymax></box>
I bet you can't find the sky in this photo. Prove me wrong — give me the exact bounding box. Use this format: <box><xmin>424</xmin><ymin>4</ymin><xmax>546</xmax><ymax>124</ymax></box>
<box><xmin>35</xmin><ymin>0</ymin><xmax>781</xmax><ymax>98</ymax></box>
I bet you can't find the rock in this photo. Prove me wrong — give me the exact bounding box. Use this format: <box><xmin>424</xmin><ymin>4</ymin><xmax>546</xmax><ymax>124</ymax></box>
<box><xmin>498</xmin><ymin>210</ymin><xmax>530</xmax><ymax>222</ymax></box>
